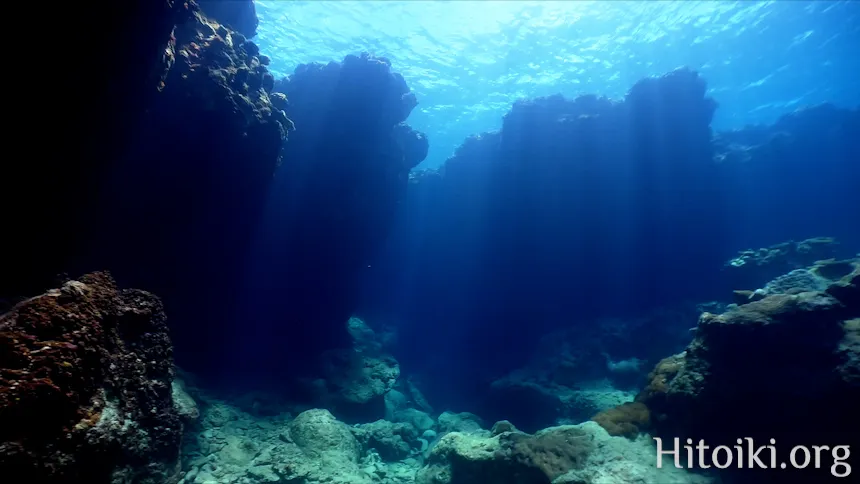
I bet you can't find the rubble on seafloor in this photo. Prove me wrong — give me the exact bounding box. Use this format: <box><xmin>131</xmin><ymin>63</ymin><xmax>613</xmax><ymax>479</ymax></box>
<box><xmin>176</xmin><ymin>382</ymin><xmax>715</xmax><ymax>484</ymax></box>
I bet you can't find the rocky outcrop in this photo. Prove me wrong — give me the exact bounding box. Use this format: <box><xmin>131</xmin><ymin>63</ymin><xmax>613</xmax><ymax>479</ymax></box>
<box><xmin>79</xmin><ymin>6</ymin><xmax>291</xmax><ymax>381</ymax></box>
<box><xmin>352</xmin><ymin>419</ymin><xmax>421</xmax><ymax>461</ymax></box>
<box><xmin>416</xmin><ymin>425</ymin><xmax>593</xmax><ymax>484</ymax></box>
<box><xmin>294</xmin><ymin>317</ymin><xmax>402</xmax><ymax>422</ymax></box>
<box><xmin>363</xmin><ymin>69</ymin><xmax>729</xmax><ymax>413</ymax></box>
<box><xmin>4</xmin><ymin>0</ymin><xmax>292</xmax><ymax>388</ymax></box>
<box><xmin>196</xmin><ymin>0</ymin><xmax>259</xmax><ymax>38</ymax></box>
<box><xmin>603</xmin><ymin>263</ymin><xmax>859</xmax><ymax>482</ymax></box>
<box><xmin>317</xmin><ymin>348</ymin><xmax>400</xmax><ymax>422</ymax></box>
<box><xmin>363</xmin><ymin>75</ymin><xmax>860</xmax><ymax>419</ymax></box>
<box><xmin>183</xmin><ymin>404</ymin><xmax>421</xmax><ymax>483</ymax></box>
<box><xmin>479</xmin><ymin>306</ymin><xmax>700</xmax><ymax>432</ymax></box>
<box><xmin>416</xmin><ymin>421</ymin><xmax>711</xmax><ymax>484</ymax></box>
<box><xmin>0</xmin><ymin>273</ymin><xmax>189</xmax><ymax>483</ymax></box>
<box><xmin>723</xmin><ymin>237</ymin><xmax>843</xmax><ymax>290</ymax></box>
<box><xmin>232</xmin><ymin>53</ymin><xmax>428</xmax><ymax>379</ymax></box>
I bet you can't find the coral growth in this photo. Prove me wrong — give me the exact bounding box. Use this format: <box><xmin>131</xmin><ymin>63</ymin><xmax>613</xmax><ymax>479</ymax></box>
<box><xmin>415</xmin><ymin>420</ymin><xmax>710</xmax><ymax>484</ymax></box>
<box><xmin>724</xmin><ymin>237</ymin><xmax>843</xmax><ymax>290</ymax></box>
<box><xmin>624</xmin><ymin>261</ymin><xmax>860</xmax><ymax>482</ymax></box>
<box><xmin>591</xmin><ymin>402</ymin><xmax>650</xmax><ymax>439</ymax></box>
<box><xmin>0</xmin><ymin>273</ymin><xmax>188</xmax><ymax>482</ymax></box>
<box><xmin>196</xmin><ymin>0</ymin><xmax>259</xmax><ymax>38</ymax></box>
<box><xmin>416</xmin><ymin>425</ymin><xmax>593</xmax><ymax>484</ymax></box>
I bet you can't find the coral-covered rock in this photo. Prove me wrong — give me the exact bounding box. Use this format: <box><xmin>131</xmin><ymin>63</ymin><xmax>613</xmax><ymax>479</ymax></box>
<box><xmin>288</xmin><ymin>409</ymin><xmax>361</xmax><ymax>462</ymax></box>
<box><xmin>319</xmin><ymin>349</ymin><xmax>400</xmax><ymax>421</ymax></box>
<box><xmin>630</xmin><ymin>266</ymin><xmax>859</xmax><ymax>482</ymax></box>
<box><xmin>481</xmin><ymin>307</ymin><xmax>695</xmax><ymax>432</ymax></box>
<box><xmin>723</xmin><ymin>237</ymin><xmax>842</xmax><ymax>290</ymax></box>
<box><xmin>352</xmin><ymin>419</ymin><xmax>420</xmax><ymax>461</ymax></box>
<box><xmin>591</xmin><ymin>402</ymin><xmax>650</xmax><ymax>439</ymax></box>
<box><xmin>196</xmin><ymin>0</ymin><xmax>259</xmax><ymax>38</ymax></box>
<box><xmin>0</xmin><ymin>273</ymin><xmax>186</xmax><ymax>483</ymax></box>
<box><xmin>416</xmin><ymin>425</ymin><xmax>593</xmax><ymax>484</ymax></box>
<box><xmin>306</xmin><ymin>317</ymin><xmax>402</xmax><ymax>422</ymax></box>
<box><xmin>437</xmin><ymin>411</ymin><xmax>485</xmax><ymax>434</ymax></box>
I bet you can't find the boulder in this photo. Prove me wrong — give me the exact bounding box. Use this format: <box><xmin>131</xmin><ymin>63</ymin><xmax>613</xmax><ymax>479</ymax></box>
<box><xmin>0</xmin><ymin>273</ymin><xmax>186</xmax><ymax>483</ymax></box>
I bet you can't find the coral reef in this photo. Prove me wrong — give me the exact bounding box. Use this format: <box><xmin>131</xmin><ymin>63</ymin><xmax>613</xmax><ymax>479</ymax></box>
<box><xmin>0</xmin><ymin>273</ymin><xmax>190</xmax><ymax>483</ymax></box>
<box><xmin>723</xmin><ymin>237</ymin><xmax>843</xmax><ymax>290</ymax></box>
<box><xmin>621</xmin><ymin>262</ymin><xmax>860</xmax><ymax>482</ymax></box>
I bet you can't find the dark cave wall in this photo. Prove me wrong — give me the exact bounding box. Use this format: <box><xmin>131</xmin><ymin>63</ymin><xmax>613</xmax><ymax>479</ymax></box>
<box><xmin>3</xmin><ymin>1</ymin><xmax>426</xmax><ymax>389</ymax></box>
<box><xmin>3</xmin><ymin>0</ymin><xmax>185</xmax><ymax>300</ymax></box>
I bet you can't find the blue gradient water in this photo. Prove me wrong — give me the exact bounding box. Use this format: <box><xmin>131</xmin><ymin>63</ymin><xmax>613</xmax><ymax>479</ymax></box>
<box><xmin>255</xmin><ymin>0</ymin><xmax>860</xmax><ymax>168</ymax></box>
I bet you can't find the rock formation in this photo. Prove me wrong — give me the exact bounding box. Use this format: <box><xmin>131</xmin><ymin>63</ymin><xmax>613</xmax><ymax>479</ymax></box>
<box><xmin>196</xmin><ymin>0</ymin><xmax>259</xmax><ymax>38</ymax></box>
<box><xmin>596</xmin><ymin>260</ymin><xmax>859</xmax><ymax>483</ymax></box>
<box><xmin>2</xmin><ymin>0</ymin><xmax>293</xmax><ymax>386</ymax></box>
<box><xmin>362</xmin><ymin>77</ymin><xmax>860</xmax><ymax>418</ymax></box>
<box><xmin>723</xmin><ymin>237</ymin><xmax>844</xmax><ymax>290</ymax></box>
<box><xmin>0</xmin><ymin>273</ymin><xmax>192</xmax><ymax>483</ymax></box>
<box><xmin>229</xmin><ymin>53</ymin><xmax>428</xmax><ymax>378</ymax></box>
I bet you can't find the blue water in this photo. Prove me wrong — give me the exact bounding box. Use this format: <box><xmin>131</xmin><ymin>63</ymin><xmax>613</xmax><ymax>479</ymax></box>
<box><xmin>254</xmin><ymin>0</ymin><xmax>860</xmax><ymax>168</ymax></box>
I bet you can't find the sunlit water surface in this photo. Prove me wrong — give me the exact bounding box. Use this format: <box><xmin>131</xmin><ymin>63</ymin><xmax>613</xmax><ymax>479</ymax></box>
<box><xmin>255</xmin><ymin>0</ymin><xmax>860</xmax><ymax>167</ymax></box>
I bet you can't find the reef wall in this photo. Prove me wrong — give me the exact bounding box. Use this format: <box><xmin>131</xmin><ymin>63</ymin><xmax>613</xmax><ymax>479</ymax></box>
<box><xmin>360</xmin><ymin>74</ymin><xmax>860</xmax><ymax>415</ymax></box>
<box><xmin>77</xmin><ymin>5</ymin><xmax>290</xmax><ymax>381</ymax></box>
<box><xmin>223</xmin><ymin>54</ymin><xmax>428</xmax><ymax>380</ymax></box>
<box><xmin>361</xmin><ymin>69</ymin><xmax>730</xmax><ymax>410</ymax></box>
<box><xmin>196</xmin><ymin>0</ymin><xmax>259</xmax><ymax>38</ymax></box>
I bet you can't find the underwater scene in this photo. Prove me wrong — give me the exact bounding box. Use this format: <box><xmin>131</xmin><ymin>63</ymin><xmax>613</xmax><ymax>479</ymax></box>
<box><xmin>2</xmin><ymin>1</ymin><xmax>859</xmax><ymax>483</ymax></box>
